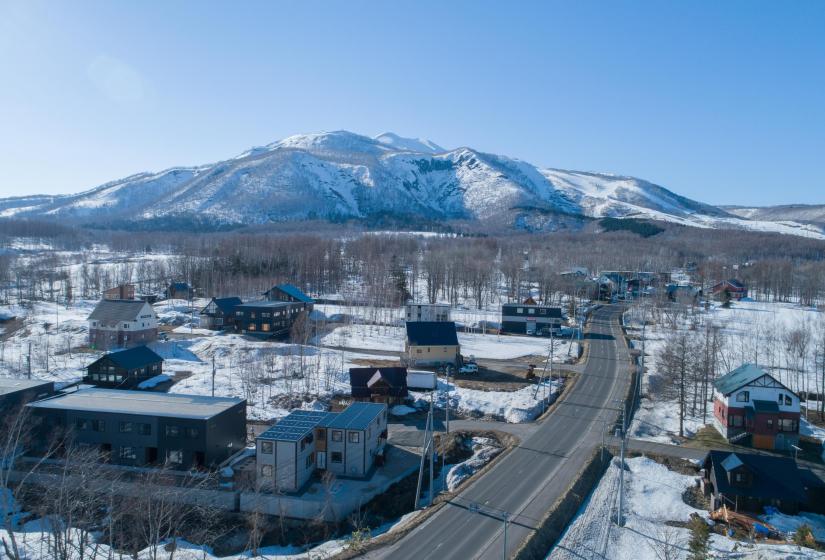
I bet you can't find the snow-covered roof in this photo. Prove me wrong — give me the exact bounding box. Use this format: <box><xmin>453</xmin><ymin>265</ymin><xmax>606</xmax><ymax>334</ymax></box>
<box><xmin>721</xmin><ymin>453</ymin><xmax>743</xmax><ymax>472</ymax></box>
<box><xmin>0</xmin><ymin>377</ymin><xmax>53</xmax><ymax>396</ymax></box>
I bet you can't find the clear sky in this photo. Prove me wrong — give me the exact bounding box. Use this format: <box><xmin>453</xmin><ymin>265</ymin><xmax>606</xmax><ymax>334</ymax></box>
<box><xmin>1</xmin><ymin>1</ymin><xmax>823</xmax><ymax>206</ymax></box>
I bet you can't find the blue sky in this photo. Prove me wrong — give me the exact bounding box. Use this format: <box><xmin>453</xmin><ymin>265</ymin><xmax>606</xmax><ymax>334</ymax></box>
<box><xmin>1</xmin><ymin>1</ymin><xmax>823</xmax><ymax>206</ymax></box>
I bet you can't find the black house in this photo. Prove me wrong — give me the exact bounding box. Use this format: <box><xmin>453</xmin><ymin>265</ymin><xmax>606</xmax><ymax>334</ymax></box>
<box><xmin>27</xmin><ymin>389</ymin><xmax>247</xmax><ymax>469</ymax></box>
<box><xmin>0</xmin><ymin>378</ymin><xmax>55</xmax><ymax>413</ymax></box>
<box><xmin>702</xmin><ymin>451</ymin><xmax>825</xmax><ymax>514</ymax></box>
<box><xmin>349</xmin><ymin>367</ymin><xmax>409</xmax><ymax>405</ymax></box>
<box><xmin>501</xmin><ymin>303</ymin><xmax>563</xmax><ymax>335</ymax></box>
<box><xmin>84</xmin><ymin>346</ymin><xmax>164</xmax><ymax>389</ymax></box>
<box><xmin>233</xmin><ymin>300</ymin><xmax>307</xmax><ymax>338</ymax></box>
<box><xmin>263</xmin><ymin>283</ymin><xmax>314</xmax><ymax>308</ymax></box>
<box><xmin>200</xmin><ymin>297</ymin><xmax>242</xmax><ymax>330</ymax></box>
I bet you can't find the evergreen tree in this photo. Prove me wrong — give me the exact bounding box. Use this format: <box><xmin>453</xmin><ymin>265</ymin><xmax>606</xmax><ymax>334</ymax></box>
<box><xmin>687</xmin><ymin>514</ymin><xmax>710</xmax><ymax>560</ymax></box>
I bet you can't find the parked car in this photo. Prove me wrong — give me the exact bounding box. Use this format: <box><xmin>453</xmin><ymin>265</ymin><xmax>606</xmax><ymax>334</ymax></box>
<box><xmin>460</xmin><ymin>363</ymin><xmax>479</xmax><ymax>375</ymax></box>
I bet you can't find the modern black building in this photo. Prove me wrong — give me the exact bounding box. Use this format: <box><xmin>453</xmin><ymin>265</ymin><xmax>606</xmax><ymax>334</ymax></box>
<box><xmin>199</xmin><ymin>297</ymin><xmax>243</xmax><ymax>330</ymax></box>
<box><xmin>501</xmin><ymin>303</ymin><xmax>563</xmax><ymax>335</ymax></box>
<box><xmin>27</xmin><ymin>389</ymin><xmax>246</xmax><ymax>469</ymax></box>
<box><xmin>84</xmin><ymin>346</ymin><xmax>164</xmax><ymax>389</ymax></box>
<box><xmin>263</xmin><ymin>283</ymin><xmax>314</xmax><ymax>308</ymax></box>
<box><xmin>233</xmin><ymin>300</ymin><xmax>306</xmax><ymax>338</ymax></box>
<box><xmin>0</xmin><ymin>378</ymin><xmax>55</xmax><ymax>412</ymax></box>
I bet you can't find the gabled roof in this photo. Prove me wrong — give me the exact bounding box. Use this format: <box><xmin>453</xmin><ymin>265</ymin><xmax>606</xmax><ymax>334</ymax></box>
<box><xmin>201</xmin><ymin>297</ymin><xmax>242</xmax><ymax>315</ymax></box>
<box><xmin>170</xmin><ymin>282</ymin><xmax>190</xmax><ymax>291</ymax></box>
<box><xmin>88</xmin><ymin>346</ymin><xmax>163</xmax><ymax>371</ymax></box>
<box><xmin>324</xmin><ymin>402</ymin><xmax>386</xmax><ymax>430</ymax></box>
<box><xmin>265</xmin><ymin>283</ymin><xmax>313</xmax><ymax>303</ymax></box>
<box><xmin>713</xmin><ymin>364</ymin><xmax>770</xmax><ymax>395</ymax></box>
<box><xmin>405</xmin><ymin>321</ymin><xmax>459</xmax><ymax>346</ymax></box>
<box><xmin>88</xmin><ymin>299</ymin><xmax>151</xmax><ymax>325</ymax></box>
<box><xmin>706</xmin><ymin>450</ymin><xmax>808</xmax><ymax>503</ymax></box>
<box><xmin>349</xmin><ymin>367</ymin><xmax>408</xmax><ymax>398</ymax></box>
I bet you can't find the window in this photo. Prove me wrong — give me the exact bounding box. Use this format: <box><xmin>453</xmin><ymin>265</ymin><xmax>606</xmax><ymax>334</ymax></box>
<box><xmin>138</xmin><ymin>423</ymin><xmax>151</xmax><ymax>435</ymax></box>
<box><xmin>735</xmin><ymin>473</ymin><xmax>744</xmax><ymax>483</ymax></box>
<box><xmin>348</xmin><ymin>432</ymin><xmax>360</xmax><ymax>444</ymax></box>
<box><xmin>778</xmin><ymin>393</ymin><xmax>784</xmax><ymax>404</ymax></box>
<box><xmin>165</xmin><ymin>425</ymin><xmax>180</xmax><ymax>437</ymax></box>
<box><xmin>785</xmin><ymin>395</ymin><xmax>792</xmax><ymax>406</ymax></box>
<box><xmin>779</xmin><ymin>418</ymin><xmax>798</xmax><ymax>432</ymax></box>
<box><xmin>736</xmin><ymin>391</ymin><xmax>750</xmax><ymax>403</ymax></box>
<box><xmin>332</xmin><ymin>430</ymin><xmax>343</xmax><ymax>442</ymax></box>
<box><xmin>260</xmin><ymin>441</ymin><xmax>273</xmax><ymax>454</ymax></box>
<box><xmin>729</xmin><ymin>415</ymin><xmax>743</xmax><ymax>427</ymax></box>
<box><xmin>248</xmin><ymin>324</ymin><xmax>256</xmax><ymax>331</ymax></box>
<box><xmin>261</xmin><ymin>465</ymin><xmax>273</xmax><ymax>477</ymax></box>
<box><xmin>119</xmin><ymin>421</ymin><xmax>133</xmax><ymax>433</ymax></box>
<box><xmin>166</xmin><ymin>450</ymin><xmax>183</xmax><ymax>465</ymax></box>
<box><xmin>93</xmin><ymin>420</ymin><xmax>106</xmax><ymax>432</ymax></box>
<box><xmin>767</xmin><ymin>419</ymin><xmax>774</xmax><ymax>429</ymax></box>
<box><xmin>306</xmin><ymin>454</ymin><xmax>314</xmax><ymax>468</ymax></box>
<box><xmin>516</xmin><ymin>308</ymin><xmax>524</xmax><ymax>314</ymax></box>
<box><xmin>262</xmin><ymin>324</ymin><xmax>270</xmax><ymax>332</ymax></box>
<box><xmin>331</xmin><ymin>451</ymin><xmax>343</xmax><ymax>463</ymax></box>
<box><xmin>186</xmin><ymin>427</ymin><xmax>199</xmax><ymax>438</ymax></box>
<box><xmin>119</xmin><ymin>446</ymin><xmax>137</xmax><ymax>460</ymax></box>
<box><xmin>76</xmin><ymin>418</ymin><xmax>91</xmax><ymax>431</ymax></box>
<box><xmin>528</xmin><ymin>308</ymin><xmax>535</xmax><ymax>314</ymax></box>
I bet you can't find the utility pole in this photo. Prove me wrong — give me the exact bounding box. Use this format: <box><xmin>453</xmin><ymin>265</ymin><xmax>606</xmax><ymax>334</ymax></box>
<box><xmin>27</xmin><ymin>342</ymin><xmax>32</xmax><ymax>379</ymax></box>
<box><xmin>617</xmin><ymin>404</ymin><xmax>626</xmax><ymax>527</ymax></box>
<box><xmin>414</xmin><ymin>392</ymin><xmax>435</xmax><ymax>509</ymax></box>
<box><xmin>502</xmin><ymin>512</ymin><xmax>509</xmax><ymax>560</ymax></box>
<box><xmin>211</xmin><ymin>354</ymin><xmax>216</xmax><ymax>397</ymax></box>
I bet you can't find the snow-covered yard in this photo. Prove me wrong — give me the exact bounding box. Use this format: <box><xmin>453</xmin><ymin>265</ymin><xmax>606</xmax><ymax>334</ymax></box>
<box><xmin>626</xmin><ymin>300</ymin><xmax>825</xmax><ymax>444</ymax></box>
<box><xmin>551</xmin><ymin>456</ymin><xmax>825</xmax><ymax>559</ymax></box>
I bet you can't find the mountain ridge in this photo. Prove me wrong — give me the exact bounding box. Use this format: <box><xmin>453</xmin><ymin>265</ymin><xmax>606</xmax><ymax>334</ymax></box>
<box><xmin>1</xmin><ymin>131</ymin><xmax>822</xmax><ymax>239</ymax></box>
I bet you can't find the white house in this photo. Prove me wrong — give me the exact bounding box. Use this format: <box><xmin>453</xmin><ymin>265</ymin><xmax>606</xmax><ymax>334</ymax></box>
<box><xmin>405</xmin><ymin>303</ymin><xmax>450</xmax><ymax>323</ymax></box>
<box><xmin>712</xmin><ymin>364</ymin><xmax>800</xmax><ymax>450</ymax></box>
<box><xmin>88</xmin><ymin>299</ymin><xmax>159</xmax><ymax>351</ymax></box>
<box><xmin>256</xmin><ymin>402</ymin><xmax>388</xmax><ymax>493</ymax></box>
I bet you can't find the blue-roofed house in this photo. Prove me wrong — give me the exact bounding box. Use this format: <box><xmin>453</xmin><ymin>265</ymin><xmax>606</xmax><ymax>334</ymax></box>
<box><xmin>712</xmin><ymin>364</ymin><xmax>800</xmax><ymax>450</ymax></box>
<box><xmin>166</xmin><ymin>281</ymin><xmax>192</xmax><ymax>300</ymax></box>
<box><xmin>263</xmin><ymin>283</ymin><xmax>314</xmax><ymax>308</ymax></box>
<box><xmin>255</xmin><ymin>402</ymin><xmax>387</xmax><ymax>492</ymax></box>
<box><xmin>199</xmin><ymin>297</ymin><xmax>243</xmax><ymax>330</ymax></box>
<box><xmin>84</xmin><ymin>346</ymin><xmax>164</xmax><ymax>389</ymax></box>
<box><xmin>405</xmin><ymin>321</ymin><xmax>460</xmax><ymax>367</ymax></box>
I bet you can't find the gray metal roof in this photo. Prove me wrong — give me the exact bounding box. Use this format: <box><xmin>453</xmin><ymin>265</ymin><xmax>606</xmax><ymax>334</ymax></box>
<box><xmin>27</xmin><ymin>388</ymin><xmax>243</xmax><ymax>420</ymax></box>
<box><xmin>325</xmin><ymin>402</ymin><xmax>386</xmax><ymax>431</ymax></box>
<box><xmin>235</xmin><ymin>301</ymin><xmax>297</xmax><ymax>309</ymax></box>
<box><xmin>258</xmin><ymin>410</ymin><xmax>331</xmax><ymax>442</ymax></box>
<box><xmin>88</xmin><ymin>299</ymin><xmax>153</xmax><ymax>326</ymax></box>
<box><xmin>0</xmin><ymin>377</ymin><xmax>53</xmax><ymax>396</ymax></box>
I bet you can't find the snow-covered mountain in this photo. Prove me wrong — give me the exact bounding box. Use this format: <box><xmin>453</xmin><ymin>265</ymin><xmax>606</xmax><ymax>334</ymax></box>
<box><xmin>723</xmin><ymin>204</ymin><xmax>825</xmax><ymax>227</ymax></box>
<box><xmin>1</xmin><ymin>130</ymin><xmax>822</xmax><ymax>238</ymax></box>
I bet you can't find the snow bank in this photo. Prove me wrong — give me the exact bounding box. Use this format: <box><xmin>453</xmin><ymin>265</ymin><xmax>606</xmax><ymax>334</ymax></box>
<box><xmin>446</xmin><ymin>437</ymin><xmax>502</xmax><ymax>491</ymax></box>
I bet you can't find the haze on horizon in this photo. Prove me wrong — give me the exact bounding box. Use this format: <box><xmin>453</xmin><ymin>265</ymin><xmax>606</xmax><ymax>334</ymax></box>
<box><xmin>0</xmin><ymin>0</ymin><xmax>823</xmax><ymax>207</ymax></box>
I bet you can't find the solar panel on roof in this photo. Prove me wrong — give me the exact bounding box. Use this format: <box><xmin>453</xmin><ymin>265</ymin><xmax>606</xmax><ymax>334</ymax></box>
<box><xmin>258</xmin><ymin>410</ymin><xmax>331</xmax><ymax>441</ymax></box>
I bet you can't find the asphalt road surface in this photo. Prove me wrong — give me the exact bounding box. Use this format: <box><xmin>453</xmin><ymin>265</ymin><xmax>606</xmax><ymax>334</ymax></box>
<box><xmin>364</xmin><ymin>305</ymin><xmax>633</xmax><ymax>560</ymax></box>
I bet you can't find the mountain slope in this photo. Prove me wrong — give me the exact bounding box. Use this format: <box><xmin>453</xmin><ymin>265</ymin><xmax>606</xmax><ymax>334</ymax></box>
<box><xmin>723</xmin><ymin>204</ymin><xmax>825</xmax><ymax>227</ymax></box>
<box><xmin>1</xmin><ymin>131</ymin><xmax>822</xmax><ymax>239</ymax></box>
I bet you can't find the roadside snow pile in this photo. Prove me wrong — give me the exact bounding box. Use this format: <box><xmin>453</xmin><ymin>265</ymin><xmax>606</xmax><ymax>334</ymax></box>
<box><xmin>552</xmin><ymin>456</ymin><xmax>825</xmax><ymax>560</ymax></box>
<box><xmin>761</xmin><ymin>511</ymin><xmax>825</xmax><ymax>542</ymax></box>
<box><xmin>410</xmin><ymin>378</ymin><xmax>561</xmax><ymax>423</ymax></box>
<box><xmin>390</xmin><ymin>404</ymin><xmax>417</xmax><ymax>416</ymax></box>
<box><xmin>801</xmin><ymin>419</ymin><xmax>825</xmax><ymax>443</ymax></box>
<box><xmin>446</xmin><ymin>437</ymin><xmax>502</xmax><ymax>491</ymax></box>
<box><xmin>136</xmin><ymin>374</ymin><xmax>171</xmax><ymax>389</ymax></box>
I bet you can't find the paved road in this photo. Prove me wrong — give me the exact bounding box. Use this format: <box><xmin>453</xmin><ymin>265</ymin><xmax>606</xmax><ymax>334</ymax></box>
<box><xmin>364</xmin><ymin>305</ymin><xmax>633</xmax><ymax>560</ymax></box>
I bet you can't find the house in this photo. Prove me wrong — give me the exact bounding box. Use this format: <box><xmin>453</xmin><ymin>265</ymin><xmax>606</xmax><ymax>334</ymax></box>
<box><xmin>349</xmin><ymin>367</ymin><xmax>408</xmax><ymax>405</ymax></box>
<box><xmin>702</xmin><ymin>451</ymin><xmax>825</xmax><ymax>514</ymax></box>
<box><xmin>233</xmin><ymin>301</ymin><xmax>307</xmax><ymax>338</ymax></box>
<box><xmin>0</xmin><ymin>378</ymin><xmax>54</xmax><ymax>412</ymax></box>
<box><xmin>88</xmin><ymin>299</ymin><xmax>159</xmax><ymax>351</ymax></box>
<box><xmin>263</xmin><ymin>283</ymin><xmax>314</xmax><ymax>309</ymax></box>
<box><xmin>712</xmin><ymin>364</ymin><xmax>800</xmax><ymax>450</ymax></box>
<box><xmin>103</xmin><ymin>284</ymin><xmax>135</xmax><ymax>301</ymax></box>
<box><xmin>83</xmin><ymin>346</ymin><xmax>164</xmax><ymax>389</ymax></box>
<box><xmin>712</xmin><ymin>279</ymin><xmax>748</xmax><ymax>302</ymax></box>
<box><xmin>500</xmin><ymin>303</ymin><xmax>563</xmax><ymax>335</ymax></box>
<box><xmin>199</xmin><ymin>297</ymin><xmax>243</xmax><ymax>330</ymax></box>
<box><xmin>404</xmin><ymin>303</ymin><xmax>450</xmax><ymax>323</ymax></box>
<box><xmin>255</xmin><ymin>402</ymin><xmax>387</xmax><ymax>493</ymax></box>
<box><xmin>405</xmin><ymin>321</ymin><xmax>460</xmax><ymax>367</ymax></box>
<box><xmin>27</xmin><ymin>389</ymin><xmax>246</xmax><ymax>469</ymax></box>
<box><xmin>560</xmin><ymin>267</ymin><xmax>590</xmax><ymax>278</ymax></box>
<box><xmin>166</xmin><ymin>282</ymin><xmax>192</xmax><ymax>300</ymax></box>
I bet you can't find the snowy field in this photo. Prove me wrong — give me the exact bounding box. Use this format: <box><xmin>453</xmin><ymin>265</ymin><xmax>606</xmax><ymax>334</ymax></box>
<box><xmin>551</xmin><ymin>456</ymin><xmax>825</xmax><ymax>559</ymax></box>
<box><xmin>316</xmin><ymin>324</ymin><xmax>578</xmax><ymax>361</ymax></box>
<box><xmin>626</xmin><ymin>300</ymin><xmax>825</xmax><ymax>444</ymax></box>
